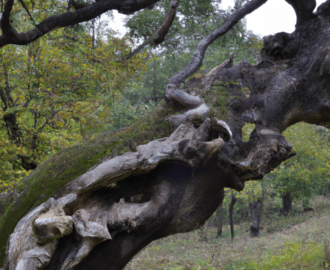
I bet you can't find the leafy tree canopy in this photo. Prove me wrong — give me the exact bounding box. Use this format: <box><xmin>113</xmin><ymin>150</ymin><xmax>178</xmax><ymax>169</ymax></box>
<box><xmin>0</xmin><ymin>17</ymin><xmax>148</xmax><ymax>192</ymax></box>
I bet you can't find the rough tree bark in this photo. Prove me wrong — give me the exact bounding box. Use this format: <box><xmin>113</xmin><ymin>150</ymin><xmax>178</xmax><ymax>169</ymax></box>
<box><xmin>2</xmin><ymin>0</ymin><xmax>330</xmax><ymax>269</ymax></box>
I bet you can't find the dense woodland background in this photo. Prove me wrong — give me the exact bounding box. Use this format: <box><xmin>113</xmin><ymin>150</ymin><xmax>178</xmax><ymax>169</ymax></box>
<box><xmin>0</xmin><ymin>0</ymin><xmax>330</xmax><ymax>268</ymax></box>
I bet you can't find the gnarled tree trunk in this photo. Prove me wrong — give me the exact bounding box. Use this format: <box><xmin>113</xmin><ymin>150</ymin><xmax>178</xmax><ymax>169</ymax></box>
<box><xmin>2</xmin><ymin>0</ymin><xmax>330</xmax><ymax>269</ymax></box>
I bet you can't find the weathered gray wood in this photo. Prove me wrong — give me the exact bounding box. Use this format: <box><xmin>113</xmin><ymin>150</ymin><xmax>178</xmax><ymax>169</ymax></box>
<box><xmin>3</xmin><ymin>1</ymin><xmax>330</xmax><ymax>269</ymax></box>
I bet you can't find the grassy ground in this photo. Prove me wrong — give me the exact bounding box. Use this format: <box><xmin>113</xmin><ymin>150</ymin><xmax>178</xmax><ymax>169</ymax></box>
<box><xmin>125</xmin><ymin>196</ymin><xmax>330</xmax><ymax>270</ymax></box>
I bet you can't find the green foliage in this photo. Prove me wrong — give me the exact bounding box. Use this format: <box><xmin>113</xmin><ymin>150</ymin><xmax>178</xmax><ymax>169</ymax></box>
<box><xmin>229</xmin><ymin>242</ymin><xmax>325</xmax><ymax>270</ymax></box>
<box><xmin>203</xmin><ymin>82</ymin><xmax>231</xmax><ymax>120</ymax></box>
<box><xmin>126</xmin><ymin>9</ymin><xmax>165</xmax><ymax>40</ymax></box>
<box><xmin>242</xmin><ymin>123</ymin><xmax>256</xmax><ymax>142</ymax></box>
<box><xmin>0</xmin><ymin>0</ymin><xmax>328</xmax><ymax>267</ymax></box>
<box><xmin>0</xmin><ymin>103</ymin><xmax>174</xmax><ymax>263</ymax></box>
<box><xmin>211</xmin><ymin>123</ymin><xmax>330</xmax><ymax>227</ymax></box>
<box><xmin>0</xmin><ymin>22</ymin><xmax>148</xmax><ymax>193</ymax></box>
<box><xmin>125</xmin><ymin>196</ymin><xmax>330</xmax><ymax>270</ymax></box>
<box><xmin>124</xmin><ymin>1</ymin><xmax>262</xmax><ymax>105</ymax></box>
<box><xmin>126</xmin><ymin>0</ymin><xmax>215</xmax><ymax>50</ymax></box>
<box><xmin>265</xmin><ymin>123</ymin><xmax>330</xmax><ymax>208</ymax></box>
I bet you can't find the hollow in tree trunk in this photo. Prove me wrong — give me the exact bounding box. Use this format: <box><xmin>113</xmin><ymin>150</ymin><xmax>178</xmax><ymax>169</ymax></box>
<box><xmin>3</xmin><ymin>0</ymin><xmax>330</xmax><ymax>269</ymax></box>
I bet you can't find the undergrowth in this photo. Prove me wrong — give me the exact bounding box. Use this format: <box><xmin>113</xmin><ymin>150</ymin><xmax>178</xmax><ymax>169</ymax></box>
<box><xmin>125</xmin><ymin>196</ymin><xmax>330</xmax><ymax>270</ymax></box>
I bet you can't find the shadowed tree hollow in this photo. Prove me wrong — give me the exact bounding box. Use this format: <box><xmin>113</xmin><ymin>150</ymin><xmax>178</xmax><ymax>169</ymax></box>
<box><xmin>1</xmin><ymin>0</ymin><xmax>330</xmax><ymax>269</ymax></box>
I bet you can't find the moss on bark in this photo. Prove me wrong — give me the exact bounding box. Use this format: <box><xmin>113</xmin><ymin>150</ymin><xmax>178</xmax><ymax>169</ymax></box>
<box><xmin>0</xmin><ymin>106</ymin><xmax>174</xmax><ymax>264</ymax></box>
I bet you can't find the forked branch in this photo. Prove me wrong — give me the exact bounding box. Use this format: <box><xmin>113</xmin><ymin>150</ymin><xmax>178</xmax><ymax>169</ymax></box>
<box><xmin>165</xmin><ymin>0</ymin><xmax>268</xmax><ymax>112</ymax></box>
<box><xmin>285</xmin><ymin>0</ymin><xmax>316</xmax><ymax>25</ymax></box>
<box><xmin>167</xmin><ymin>0</ymin><xmax>268</xmax><ymax>87</ymax></box>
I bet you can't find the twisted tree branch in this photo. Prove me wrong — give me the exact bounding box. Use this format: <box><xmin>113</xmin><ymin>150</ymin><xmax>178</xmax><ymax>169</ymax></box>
<box><xmin>167</xmin><ymin>0</ymin><xmax>268</xmax><ymax>87</ymax></box>
<box><xmin>165</xmin><ymin>0</ymin><xmax>268</xmax><ymax>111</ymax></box>
<box><xmin>0</xmin><ymin>0</ymin><xmax>161</xmax><ymax>48</ymax></box>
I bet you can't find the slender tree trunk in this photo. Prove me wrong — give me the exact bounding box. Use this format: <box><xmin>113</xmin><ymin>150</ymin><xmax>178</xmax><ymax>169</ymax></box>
<box><xmin>153</xmin><ymin>57</ymin><xmax>158</xmax><ymax>104</ymax></box>
<box><xmin>3</xmin><ymin>113</ymin><xmax>22</xmax><ymax>144</ymax></box>
<box><xmin>92</xmin><ymin>19</ymin><xmax>95</xmax><ymax>65</ymax></box>
<box><xmin>249</xmin><ymin>199</ymin><xmax>262</xmax><ymax>237</ymax></box>
<box><xmin>229</xmin><ymin>193</ymin><xmax>236</xmax><ymax>241</ymax></box>
<box><xmin>215</xmin><ymin>204</ymin><xmax>224</xmax><ymax>238</ymax></box>
<box><xmin>281</xmin><ymin>192</ymin><xmax>292</xmax><ymax>216</ymax></box>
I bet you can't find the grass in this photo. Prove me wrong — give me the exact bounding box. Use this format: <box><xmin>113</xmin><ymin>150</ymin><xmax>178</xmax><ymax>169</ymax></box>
<box><xmin>124</xmin><ymin>196</ymin><xmax>330</xmax><ymax>270</ymax></box>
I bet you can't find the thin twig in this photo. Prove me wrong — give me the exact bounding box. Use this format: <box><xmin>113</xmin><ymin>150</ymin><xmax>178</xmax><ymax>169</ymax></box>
<box><xmin>18</xmin><ymin>0</ymin><xmax>37</xmax><ymax>26</ymax></box>
<box><xmin>125</xmin><ymin>0</ymin><xmax>180</xmax><ymax>60</ymax></box>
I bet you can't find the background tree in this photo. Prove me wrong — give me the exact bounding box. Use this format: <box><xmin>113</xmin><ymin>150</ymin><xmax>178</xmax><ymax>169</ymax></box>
<box><xmin>0</xmin><ymin>18</ymin><xmax>148</xmax><ymax>193</ymax></box>
<box><xmin>265</xmin><ymin>123</ymin><xmax>330</xmax><ymax>214</ymax></box>
<box><xmin>124</xmin><ymin>0</ymin><xmax>261</xmax><ymax>103</ymax></box>
<box><xmin>1</xmin><ymin>0</ymin><xmax>330</xmax><ymax>269</ymax></box>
